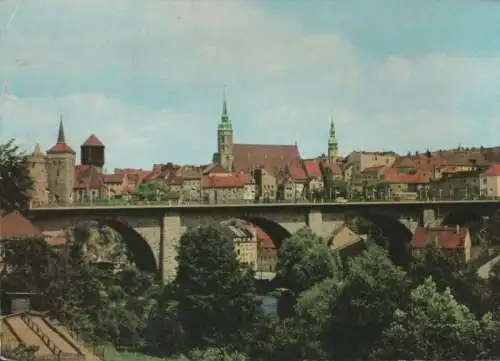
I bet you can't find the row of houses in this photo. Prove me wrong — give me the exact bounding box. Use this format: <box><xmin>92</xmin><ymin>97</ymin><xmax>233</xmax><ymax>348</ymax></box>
<box><xmin>344</xmin><ymin>150</ymin><xmax>500</xmax><ymax>200</ymax></box>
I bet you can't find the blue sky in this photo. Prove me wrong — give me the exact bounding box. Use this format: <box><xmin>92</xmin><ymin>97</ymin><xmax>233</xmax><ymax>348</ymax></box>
<box><xmin>1</xmin><ymin>0</ymin><xmax>500</xmax><ymax>170</ymax></box>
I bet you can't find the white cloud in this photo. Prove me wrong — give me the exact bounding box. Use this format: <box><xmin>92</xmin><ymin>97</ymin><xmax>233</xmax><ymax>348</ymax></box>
<box><xmin>0</xmin><ymin>0</ymin><xmax>500</xmax><ymax>168</ymax></box>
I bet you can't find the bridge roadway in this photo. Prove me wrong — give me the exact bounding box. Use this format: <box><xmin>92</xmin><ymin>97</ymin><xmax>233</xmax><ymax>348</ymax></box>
<box><xmin>29</xmin><ymin>199</ymin><xmax>500</xmax><ymax>211</ymax></box>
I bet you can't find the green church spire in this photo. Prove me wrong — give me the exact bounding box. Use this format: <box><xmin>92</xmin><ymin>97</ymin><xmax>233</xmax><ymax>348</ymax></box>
<box><xmin>219</xmin><ymin>84</ymin><xmax>232</xmax><ymax>130</ymax></box>
<box><xmin>328</xmin><ymin>114</ymin><xmax>337</xmax><ymax>145</ymax></box>
<box><xmin>57</xmin><ymin>114</ymin><xmax>66</xmax><ymax>143</ymax></box>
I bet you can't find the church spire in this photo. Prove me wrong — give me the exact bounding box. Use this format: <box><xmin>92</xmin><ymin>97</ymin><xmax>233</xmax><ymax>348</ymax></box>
<box><xmin>57</xmin><ymin>114</ymin><xmax>66</xmax><ymax>144</ymax></box>
<box><xmin>328</xmin><ymin>113</ymin><xmax>338</xmax><ymax>160</ymax></box>
<box><xmin>220</xmin><ymin>84</ymin><xmax>231</xmax><ymax>127</ymax></box>
<box><xmin>328</xmin><ymin>114</ymin><xmax>337</xmax><ymax>145</ymax></box>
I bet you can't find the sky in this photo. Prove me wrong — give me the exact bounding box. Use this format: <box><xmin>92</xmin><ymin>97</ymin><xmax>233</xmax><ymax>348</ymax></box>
<box><xmin>1</xmin><ymin>0</ymin><xmax>500</xmax><ymax>171</ymax></box>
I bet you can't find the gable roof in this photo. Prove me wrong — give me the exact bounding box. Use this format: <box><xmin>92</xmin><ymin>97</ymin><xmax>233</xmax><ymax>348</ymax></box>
<box><xmin>481</xmin><ymin>164</ymin><xmax>500</xmax><ymax>177</ymax></box>
<box><xmin>303</xmin><ymin>159</ymin><xmax>322</xmax><ymax>178</ymax></box>
<box><xmin>411</xmin><ymin>226</ymin><xmax>469</xmax><ymax>249</ymax></box>
<box><xmin>0</xmin><ymin>211</ymin><xmax>43</xmax><ymax>240</ymax></box>
<box><xmin>232</xmin><ymin>143</ymin><xmax>301</xmax><ymax>173</ymax></box>
<box><xmin>202</xmin><ymin>173</ymin><xmax>251</xmax><ymax>188</ymax></box>
<box><xmin>46</xmin><ymin>142</ymin><xmax>75</xmax><ymax>154</ymax></box>
<box><xmin>286</xmin><ymin>162</ymin><xmax>308</xmax><ymax>181</ymax></box>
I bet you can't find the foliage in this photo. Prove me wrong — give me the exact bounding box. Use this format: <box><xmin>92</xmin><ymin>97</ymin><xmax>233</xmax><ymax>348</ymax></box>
<box><xmin>323</xmin><ymin>244</ymin><xmax>408</xmax><ymax>360</ymax></box>
<box><xmin>0</xmin><ymin>139</ymin><xmax>34</xmax><ymax>212</ymax></box>
<box><xmin>371</xmin><ymin>277</ymin><xmax>499</xmax><ymax>360</ymax></box>
<box><xmin>276</xmin><ymin>227</ymin><xmax>342</xmax><ymax>294</ymax></box>
<box><xmin>4</xmin><ymin>344</ymin><xmax>39</xmax><ymax>361</ymax></box>
<box><xmin>173</xmin><ymin>224</ymin><xmax>261</xmax><ymax>351</ymax></box>
<box><xmin>409</xmin><ymin>245</ymin><xmax>491</xmax><ymax>315</ymax></box>
<box><xmin>133</xmin><ymin>180</ymin><xmax>170</xmax><ymax>201</ymax></box>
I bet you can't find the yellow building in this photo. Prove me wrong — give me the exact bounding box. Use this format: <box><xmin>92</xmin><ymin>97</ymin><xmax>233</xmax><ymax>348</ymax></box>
<box><xmin>222</xmin><ymin>223</ymin><xmax>258</xmax><ymax>270</ymax></box>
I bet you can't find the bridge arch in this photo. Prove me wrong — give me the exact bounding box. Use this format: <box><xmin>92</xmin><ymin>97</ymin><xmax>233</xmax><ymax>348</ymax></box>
<box><xmin>359</xmin><ymin>212</ymin><xmax>413</xmax><ymax>266</ymax></box>
<box><xmin>236</xmin><ymin>216</ymin><xmax>292</xmax><ymax>249</ymax></box>
<box><xmin>69</xmin><ymin>218</ymin><xmax>157</xmax><ymax>274</ymax></box>
<box><xmin>442</xmin><ymin>210</ymin><xmax>483</xmax><ymax>227</ymax></box>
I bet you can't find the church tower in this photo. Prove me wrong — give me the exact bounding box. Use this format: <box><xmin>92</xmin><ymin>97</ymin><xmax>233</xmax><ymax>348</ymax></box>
<box><xmin>45</xmin><ymin>115</ymin><xmax>76</xmax><ymax>204</ymax></box>
<box><xmin>328</xmin><ymin>115</ymin><xmax>339</xmax><ymax>161</ymax></box>
<box><xmin>25</xmin><ymin>144</ymin><xmax>49</xmax><ymax>205</ymax></box>
<box><xmin>215</xmin><ymin>86</ymin><xmax>234</xmax><ymax>171</ymax></box>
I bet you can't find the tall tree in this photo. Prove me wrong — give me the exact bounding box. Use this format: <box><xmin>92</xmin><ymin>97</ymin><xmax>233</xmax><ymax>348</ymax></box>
<box><xmin>323</xmin><ymin>244</ymin><xmax>408</xmax><ymax>360</ymax></box>
<box><xmin>0</xmin><ymin>139</ymin><xmax>33</xmax><ymax>212</ymax></box>
<box><xmin>174</xmin><ymin>224</ymin><xmax>261</xmax><ymax>351</ymax></box>
<box><xmin>276</xmin><ymin>227</ymin><xmax>342</xmax><ymax>294</ymax></box>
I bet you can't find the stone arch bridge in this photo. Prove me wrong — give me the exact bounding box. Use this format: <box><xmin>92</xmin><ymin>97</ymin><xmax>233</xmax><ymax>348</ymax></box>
<box><xmin>26</xmin><ymin>201</ymin><xmax>500</xmax><ymax>281</ymax></box>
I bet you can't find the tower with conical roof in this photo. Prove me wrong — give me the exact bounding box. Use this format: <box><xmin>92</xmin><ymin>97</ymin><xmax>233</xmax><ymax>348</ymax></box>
<box><xmin>25</xmin><ymin>143</ymin><xmax>49</xmax><ymax>205</ymax></box>
<box><xmin>328</xmin><ymin>114</ymin><xmax>339</xmax><ymax>161</ymax></box>
<box><xmin>81</xmin><ymin>133</ymin><xmax>105</xmax><ymax>171</ymax></box>
<box><xmin>214</xmin><ymin>85</ymin><xmax>234</xmax><ymax>170</ymax></box>
<box><xmin>46</xmin><ymin>115</ymin><xmax>76</xmax><ymax>204</ymax></box>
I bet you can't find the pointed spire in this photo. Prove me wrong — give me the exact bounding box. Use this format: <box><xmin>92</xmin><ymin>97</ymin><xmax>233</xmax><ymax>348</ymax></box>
<box><xmin>57</xmin><ymin>113</ymin><xmax>66</xmax><ymax>144</ymax></box>
<box><xmin>329</xmin><ymin>113</ymin><xmax>337</xmax><ymax>143</ymax></box>
<box><xmin>222</xmin><ymin>84</ymin><xmax>228</xmax><ymax>116</ymax></box>
<box><xmin>220</xmin><ymin>84</ymin><xmax>231</xmax><ymax>126</ymax></box>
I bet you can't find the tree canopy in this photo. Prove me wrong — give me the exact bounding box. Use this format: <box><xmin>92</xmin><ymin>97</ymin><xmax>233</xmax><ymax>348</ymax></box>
<box><xmin>173</xmin><ymin>224</ymin><xmax>261</xmax><ymax>351</ymax></box>
<box><xmin>0</xmin><ymin>139</ymin><xmax>33</xmax><ymax>212</ymax></box>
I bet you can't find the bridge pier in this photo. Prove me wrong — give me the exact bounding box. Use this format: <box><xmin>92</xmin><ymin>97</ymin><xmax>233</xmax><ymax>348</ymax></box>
<box><xmin>162</xmin><ymin>211</ymin><xmax>182</xmax><ymax>282</ymax></box>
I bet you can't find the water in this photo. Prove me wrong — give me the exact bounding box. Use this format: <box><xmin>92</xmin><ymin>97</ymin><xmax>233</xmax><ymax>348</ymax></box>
<box><xmin>260</xmin><ymin>295</ymin><xmax>278</xmax><ymax>314</ymax></box>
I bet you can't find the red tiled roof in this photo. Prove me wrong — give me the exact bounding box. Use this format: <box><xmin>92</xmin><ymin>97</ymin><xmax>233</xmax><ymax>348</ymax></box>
<box><xmin>202</xmin><ymin>173</ymin><xmax>251</xmax><ymax>189</ymax></box>
<box><xmin>82</xmin><ymin>134</ymin><xmax>104</xmax><ymax>147</ymax></box>
<box><xmin>411</xmin><ymin>226</ymin><xmax>469</xmax><ymax>249</ymax></box>
<box><xmin>287</xmin><ymin>162</ymin><xmax>308</xmax><ymax>181</ymax></box>
<box><xmin>303</xmin><ymin>159</ymin><xmax>322</xmax><ymax>178</ymax></box>
<box><xmin>46</xmin><ymin>142</ymin><xmax>75</xmax><ymax>154</ymax></box>
<box><xmin>103</xmin><ymin>173</ymin><xmax>125</xmax><ymax>184</ymax></box>
<box><xmin>379</xmin><ymin>168</ymin><xmax>429</xmax><ymax>184</ymax></box>
<box><xmin>481</xmin><ymin>164</ymin><xmax>500</xmax><ymax>177</ymax></box>
<box><xmin>74</xmin><ymin>165</ymin><xmax>104</xmax><ymax>189</ymax></box>
<box><xmin>232</xmin><ymin>143</ymin><xmax>301</xmax><ymax>173</ymax></box>
<box><xmin>362</xmin><ymin>165</ymin><xmax>386</xmax><ymax>174</ymax></box>
<box><xmin>0</xmin><ymin>211</ymin><xmax>43</xmax><ymax>240</ymax></box>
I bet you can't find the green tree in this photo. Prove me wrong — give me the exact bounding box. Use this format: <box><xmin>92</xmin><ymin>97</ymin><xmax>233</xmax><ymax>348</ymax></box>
<box><xmin>409</xmin><ymin>245</ymin><xmax>490</xmax><ymax>315</ymax></box>
<box><xmin>276</xmin><ymin>227</ymin><xmax>342</xmax><ymax>294</ymax></box>
<box><xmin>371</xmin><ymin>277</ymin><xmax>498</xmax><ymax>360</ymax></box>
<box><xmin>323</xmin><ymin>244</ymin><xmax>408</xmax><ymax>360</ymax></box>
<box><xmin>0</xmin><ymin>139</ymin><xmax>33</xmax><ymax>212</ymax></box>
<box><xmin>174</xmin><ymin>224</ymin><xmax>261</xmax><ymax>351</ymax></box>
<box><xmin>133</xmin><ymin>180</ymin><xmax>170</xmax><ymax>201</ymax></box>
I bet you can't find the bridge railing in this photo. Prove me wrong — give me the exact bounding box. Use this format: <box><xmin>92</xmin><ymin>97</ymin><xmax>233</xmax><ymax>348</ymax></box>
<box><xmin>29</xmin><ymin>196</ymin><xmax>500</xmax><ymax>209</ymax></box>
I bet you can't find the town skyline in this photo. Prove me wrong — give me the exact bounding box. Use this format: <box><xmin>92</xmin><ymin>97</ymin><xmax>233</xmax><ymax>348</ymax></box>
<box><xmin>1</xmin><ymin>0</ymin><xmax>500</xmax><ymax>169</ymax></box>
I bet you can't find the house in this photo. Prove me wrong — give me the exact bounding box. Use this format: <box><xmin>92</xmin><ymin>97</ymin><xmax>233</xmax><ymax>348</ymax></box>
<box><xmin>410</xmin><ymin>225</ymin><xmax>472</xmax><ymax>263</ymax></box>
<box><xmin>377</xmin><ymin>168</ymin><xmax>429</xmax><ymax>200</ymax></box>
<box><xmin>202</xmin><ymin>173</ymin><xmax>253</xmax><ymax>204</ymax></box>
<box><xmin>429</xmin><ymin>170</ymin><xmax>483</xmax><ymax>200</ymax></box>
<box><xmin>254</xmin><ymin>226</ymin><xmax>277</xmax><ymax>273</ymax></box>
<box><xmin>221</xmin><ymin>222</ymin><xmax>258</xmax><ymax>270</ymax></box>
<box><xmin>278</xmin><ymin>162</ymin><xmax>309</xmax><ymax>201</ymax></box>
<box><xmin>73</xmin><ymin>165</ymin><xmax>105</xmax><ymax>202</ymax></box>
<box><xmin>303</xmin><ymin>159</ymin><xmax>324</xmax><ymax>195</ymax></box>
<box><xmin>103</xmin><ymin>173</ymin><xmax>129</xmax><ymax>198</ymax></box>
<box><xmin>177</xmin><ymin>167</ymin><xmax>202</xmax><ymax>201</ymax></box>
<box><xmin>254</xmin><ymin>167</ymin><xmax>278</xmax><ymax>202</ymax></box>
<box><xmin>344</xmin><ymin>151</ymin><xmax>397</xmax><ymax>192</ymax></box>
<box><xmin>480</xmin><ymin>164</ymin><xmax>500</xmax><ymax>198</ymax></box>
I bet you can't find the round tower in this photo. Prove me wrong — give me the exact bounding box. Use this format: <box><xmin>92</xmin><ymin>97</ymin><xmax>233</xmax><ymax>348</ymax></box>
<box><xmin>25</xmin><ymin>144</ymin><xmax>49</xmax><ymax>205</ymax></box>
<box><xmin>46</xmin><ymin>115</ymin><xmax>76</xmax><ymax>204</ymax></box>
<box><xmin>81</xmin><ymin>134</ymin><xmax>105</xmax><ymax>171</ymax></box>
